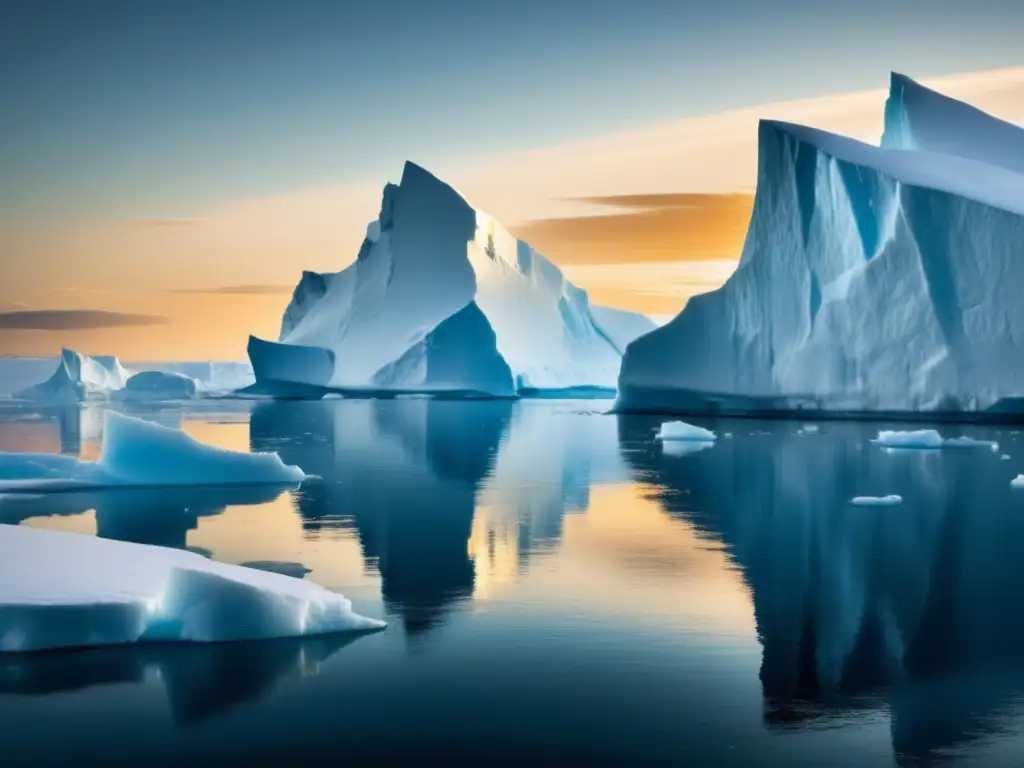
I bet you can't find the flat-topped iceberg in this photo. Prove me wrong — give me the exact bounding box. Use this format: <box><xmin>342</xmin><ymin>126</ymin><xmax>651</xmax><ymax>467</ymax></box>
<box><xmin>119</xmin><ymin>370</ymin><xmax>198</xmax><ymax>400</ymax></box>
<box><xmin>872</xmin><ymin>429</ymin><xmax>999</xmax><ymax>451</ymax></box>
<box><xmin>0</xmin><ymin>524</ymin><xmax>384</xmax><ymax>652</ymax></box>
<box><xmin>0</xmin><ymin>411</ymin><xmax>305</xmax><ymax>492</ymax></box>
<box><xmin>250</xmin><ymin>162</ymin><xmax>654</xmax><ymax>397</ymax></box>
<box><xmin>617</xmin><ymin>74</ymin><xmax>1024</xmax><ymax>418</ymax></box>
<box><xmin>14</xmin><ymin>349</ymin><xmax>129</xmax><ymax>402</ymax></box>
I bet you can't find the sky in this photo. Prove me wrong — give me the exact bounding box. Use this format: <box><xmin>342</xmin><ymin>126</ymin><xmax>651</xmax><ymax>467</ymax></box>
<box><xmin>2</xmin><ymin>0</ymin><xmax>1024</xmax><ymax>360</ymax></box>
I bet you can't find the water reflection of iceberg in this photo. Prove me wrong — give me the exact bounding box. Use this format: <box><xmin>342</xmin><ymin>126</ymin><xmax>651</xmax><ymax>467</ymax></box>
<box><xmin>618</xmin><ymin>416</ymin><xmax>1024</xmax><ymax>765</ymax></box>
<box><xmin>251</xmin><ymin>399</ymin><xmax>513</xmax><ymax>638</ymax></box>
<box><xmin>0</xmin><ymin>484</ymin><xmax>291</xmax><ymax>550</ymax></box>
<box><xmin>249</xmin><ymin>399</ymin><xmax>629</xmax><ymax>637</ymax></box>
<box><xmin>0</xmin><ymin>634</ymin><xmax>362</xmax><ymax>727</ymax></box>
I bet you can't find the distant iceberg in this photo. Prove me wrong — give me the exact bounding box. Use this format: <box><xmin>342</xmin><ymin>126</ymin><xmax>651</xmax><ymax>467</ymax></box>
<box><xmin>250</xmin><ymin>162</ymin><xmax>654</xmax><ymax>397</ymax></box>
<box><xmin>0</xmin><ymin>524</ymin><xmax>384</xmax><ymax>652</ymax></box>
<box><xmin>616</xmin><ymin>73</ymin><xmax>1024</xmax><ymax>419</ymax></box>
<box><xmin>119</xmin><ymin>370</ymin><xmax>198</xmax><ymax>401</ymax></box>
<box><xmin>14</xmin><ymin>349</ymin><xmax>129</xmax><ymax>402</ymax></box>
<box><xmin>0</xmin><ymin>411</ymin><xmax>305</xmax><ymax>492</ymax></box>
<box><xmin>872</xmin><ymin>430</ymin><xmax>999</xmax><ymax>451</ymax></box>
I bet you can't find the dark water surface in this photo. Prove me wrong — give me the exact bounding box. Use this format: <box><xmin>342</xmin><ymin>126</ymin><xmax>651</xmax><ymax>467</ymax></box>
<box><xmin>2</xmin><ymin>398</ymin><xmax>1024</xmax><ymax>766</ymax></box>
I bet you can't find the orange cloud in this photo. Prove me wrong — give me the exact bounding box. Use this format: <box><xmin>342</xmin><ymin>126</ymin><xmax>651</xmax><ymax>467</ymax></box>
<box><xmin>512</xmin><ymin>193</ymin><xmax>753</xmax><ymax>264</ymax></box>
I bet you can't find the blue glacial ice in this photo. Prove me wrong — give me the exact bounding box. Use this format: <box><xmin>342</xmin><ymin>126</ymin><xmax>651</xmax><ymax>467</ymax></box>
<box><xmin>0</xmin><ymin>411</ymin><xmax>305</xmax><ymax>492</ymax></box>
<box><xmin>118</xmin><ymin>370</ymin><xmax>198</xmax><ymax>401</ymax></box>
<box><xmin>617</xmin><ymin>74</ymin><xmax>1024</xmax><ymax>418</ymax></box>
<box><xmin>14</xmin><ymin>349</ymin><xmax>129</xmax><ymax>402</ymax></box>
<box><xmin>0</xmin><ymin>524</ymin><xmax>384</xmax><ymax>652</ymax></box>
<box><xmin>249</xmin><ymin>162</ymin><xmax>655</xmax><ymax>397</ymax></box>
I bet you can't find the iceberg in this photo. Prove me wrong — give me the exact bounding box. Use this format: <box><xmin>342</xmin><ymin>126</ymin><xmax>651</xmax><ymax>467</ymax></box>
<box><xmin>655</xmin><ymin>420</ymin><xmax>717</xmax><ymax>442</ymax></box>
<box><xmin>251</xmin><ymin>162</ymin><xmax>655</xmax><ymax>397</ymax></box>
<box><xmin>872</xmin><ymin>429</ymin><xmax>999</xmax><ymax>451</ymax></box>
<box><xmin>616</xmin><ymin>74</ymin><xmax>1024</xmax><ymax>418</ymax></box>
<box><xmin>0</xmin><ymin>524</ymin><xmax>384</xmax><ymax>652</ymax></box>
<box><xmin>0</xmin><ymin>411</ymin><xmax>305</xmax><ymax>492</ymax></box>
<box><xmin>14</xmin><ymin>349</ymin><xmax>129</xmax><ymax>402</ymax></box>
<box><xmin>1012</xmin><ymin>475</ymin><xmax>1024</xmax><ymax>489</ymax></box>
<box><xmin>882</xmin><ymin>73</ymin><xmax>1024</xmax><ymax>175</ymax></box>
<box><xmin>119</xmin><ymin>370</ymin><xmax>198</xmax><ymax>400</ymax></box>
<box><xmin>850</xmin><ymin>494</ymin><xmax>903</xmax><ymax>507</ymax></box>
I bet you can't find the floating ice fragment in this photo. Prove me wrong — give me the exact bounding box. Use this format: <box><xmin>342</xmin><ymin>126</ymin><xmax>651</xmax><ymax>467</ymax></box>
<box><xmin>850</xmin><ymin>495</ymin><xmax>903</xmax><ymax>507</ymax></box>
<box><xmin>0</xmin><ymin>411</ymin><xmax>305</xmax><ymax>492</ymax></box>
<box><xmin>0</xmin><ymin>525</ymin><xmax>384</xmax><ymax>653</ymax></box>
<box><xmin>655</xmin><ymin>421</ymin><xmax>717</xmax><ymax>442</ymax></box>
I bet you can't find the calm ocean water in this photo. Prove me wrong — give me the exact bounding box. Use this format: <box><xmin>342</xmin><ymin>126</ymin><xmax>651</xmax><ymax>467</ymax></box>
<box><xmin>1</xmin><ymin>398</ymin><xmax>1024</xmax><ymax>766</ymax></box>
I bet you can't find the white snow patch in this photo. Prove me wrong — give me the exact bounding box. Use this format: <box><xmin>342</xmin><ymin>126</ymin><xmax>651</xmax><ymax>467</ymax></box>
<box><xmin>0</xmin><ymin>524</ymin><xmax>384</xmax><ymax>652</ymax></box>
<box><xmin>0</xmin><ymin>411</ymin><xmax>305</xmax><ymax>492</ymax></box>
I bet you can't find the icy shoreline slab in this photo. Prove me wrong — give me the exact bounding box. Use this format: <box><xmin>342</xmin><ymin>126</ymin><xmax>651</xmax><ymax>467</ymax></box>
<box><xmin>0</xmin><ymin>411</ymin><xmax>305</xmax><ymax>492</ymax></box>
<box><xmin>0</xmin><ymin>525</ymin><xmax>384</xmax><ymax>652</ymax></box>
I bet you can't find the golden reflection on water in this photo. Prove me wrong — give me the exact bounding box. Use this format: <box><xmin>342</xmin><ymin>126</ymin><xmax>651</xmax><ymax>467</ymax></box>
<box><xmin>6</xmin><ymin>406</ymin><xmax>755</xmax><ymax>636</ymax></box>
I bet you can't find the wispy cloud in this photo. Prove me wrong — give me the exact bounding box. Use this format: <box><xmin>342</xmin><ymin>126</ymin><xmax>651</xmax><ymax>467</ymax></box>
<box><xmin>512</xmin><ymin>193</ymin><xmax>753</xmax><ymax>264</ymax></box>
<box><xmin>0</xmin><ymin>310</ymin><xmax>170</xmax><ymax>330</ymax></box>
<box><xmin>164</xmin><ymin>284</ymin><xmax>295</xmax><ymax>295</ymax></box>
<box><xmin>122</xmin><ymin>218</ymin><xmax>207</xmax><ymax>228</ymax></box>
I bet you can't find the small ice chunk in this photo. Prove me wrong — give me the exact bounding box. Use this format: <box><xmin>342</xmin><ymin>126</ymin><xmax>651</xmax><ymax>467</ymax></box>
<box><xmin>662</xmin><ymin>440</ymin><xmax>714</xmax><ymax>457</ymax></box>
<box><xmin>800</xmin><ymin>424</ymin><xmax>820</xmax><ymax>434</ymax></box>
<box><xmin>0</xmin><ymin>525</ymin><xmax>384</xmax><ymax>653</ymax></box>
<box><xmin>873</xmin><ymin>430</ymin><xmax>943</xmax><ymax>449</ymax></box>
<box><xmin>655</xmin><ymin>421</ymin><xmax>716</xmax><ymax>442</ymax></box>
<box><xmin>0</xmin><ymin>411</ymin><xmax>305</xmax><ymax>492</ymax></box>
<box><xmin>944</xmin><ymin>436</ymin><xmax>999</xmax><ymax>451</ymax></box>
<box><xmin>1001</xmin><ymin>454</ymin><xmax>1012</xmax><ymax>460</ymax></box>
<box><xmin>1012</xmin><ymin>475</ymin><xmax>1024</xmax><ymax>489</ymax></box>
<box><xmin>850</xmin><ymin>495</ymin><xmax>903</xmax><ymax>507</ymax></box>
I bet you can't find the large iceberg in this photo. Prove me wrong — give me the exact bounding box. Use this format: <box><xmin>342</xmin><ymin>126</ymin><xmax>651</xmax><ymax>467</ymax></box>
<box><xmin>249</xmin><ymin>162</ymin><xmax>655</xmax><ymax>397</ymax></box>
<box><xmin>0</xmin><ymin>410</ymin><xmax>305</xmax><ymax>492</ymax></box>
<box><xmin>617</xmin><ymin>74</ymin><xmax>1024</xmax><ymax>418</ymax></box>
<box><xmin>14</xmin><ymin>349</ymin><xmax>129</xmax><ymax>402</ymax></box>
<box><xmin>0</xmin><ymin>524</ymin><xmax>384</xmax><ymax>652</ymax></box>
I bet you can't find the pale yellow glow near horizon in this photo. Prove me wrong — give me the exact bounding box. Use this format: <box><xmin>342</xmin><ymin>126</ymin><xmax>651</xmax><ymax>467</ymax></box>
<box><xmin>4</xmin><ymin>66</ymin><xmax>1024</xmax><ymax>359</ymax></box>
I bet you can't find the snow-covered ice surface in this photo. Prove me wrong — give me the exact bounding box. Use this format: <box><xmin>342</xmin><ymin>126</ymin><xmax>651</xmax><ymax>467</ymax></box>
<box><xmin>616</xmin><ymin>74</ymin><xmax>1024</xmax><ymax>419</ymax></box>
<box><xmin>14</xmin><ymin>349</ymin><xmax>129</xmax><ymax>402</ymax></box>
<box><xmin>254</xmin><ymin>162</ymin><xmax>655</xmax><ymax>397</ymax></box>
<box><xmin>872</xmin><ymin>430</ymin><xmax>999</xmax><ymax>451</ymax></box>
<box><xmin>0</xmin><ymin>411</ymin><xmax>305</xmax><ymax>492</ymax></box>
<box><xmin>850</xmin><ymin>494</ymin><xmax>903</xmax><ymax>507</ymax></box>
<box><xmin>119</xmin><ymin>371</ymin><xmax>198</xmax><ymax>401</ymax></box>
<box><xmin>0</xmin><ymin>524</ymin><xmax>384</xmax><ymax>652</ymax></box>
<box><xmin>655</xmin><ymin>421</ymin><xmax>717</xmax><ymax>442</ymax></box>
<box><xmin>882</xmin><ymin>73</ymin><xmax>1024</xmax><ymax>176</ymax></box>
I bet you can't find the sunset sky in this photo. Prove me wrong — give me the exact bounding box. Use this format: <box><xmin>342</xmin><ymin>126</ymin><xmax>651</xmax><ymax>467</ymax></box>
<box><xmin>3</xmin><ymin>0</ymin><xmax>1024</xmax><ymax>360</ymax></box>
